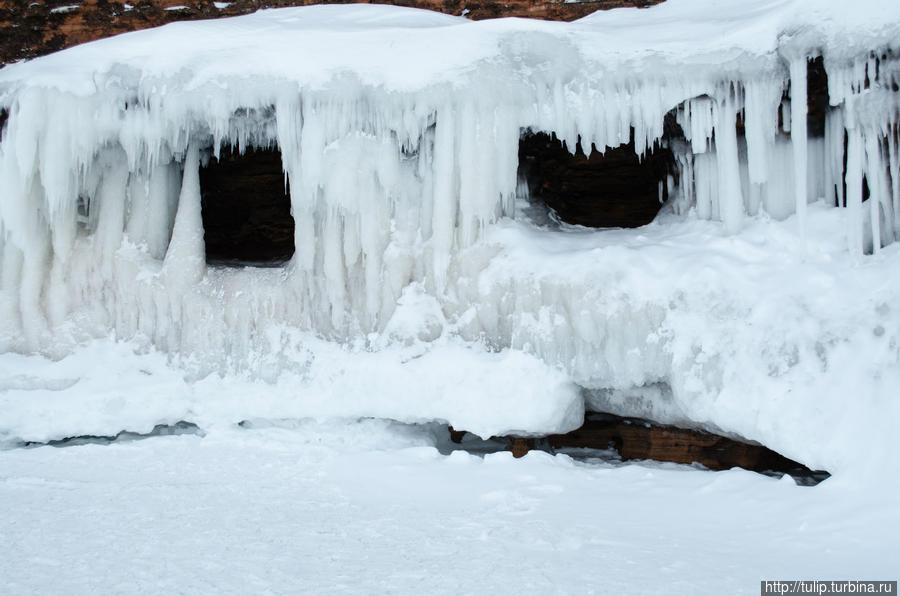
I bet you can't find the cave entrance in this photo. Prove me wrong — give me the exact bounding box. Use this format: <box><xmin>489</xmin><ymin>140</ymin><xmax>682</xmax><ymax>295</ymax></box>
<box><xmin>199</xmin><ymin>146</ymin><xmax>295</xmax><ymax>267</ymax></box>
<box><xmin>518</xmin><ymin>131</ymin><xmax>676</xmax><ymax>228</ymax></box>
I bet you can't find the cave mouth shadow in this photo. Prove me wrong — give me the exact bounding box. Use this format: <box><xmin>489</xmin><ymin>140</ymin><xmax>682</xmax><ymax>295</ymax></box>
<box><xmin>518</xmin><ymin>130</ymin><xmax>676</xmax><ymax>229</ymax></box>
<box><xmin>199</xmin><ymin>145</ymin><xmax>295</xmax><ymax>267</ymax></box>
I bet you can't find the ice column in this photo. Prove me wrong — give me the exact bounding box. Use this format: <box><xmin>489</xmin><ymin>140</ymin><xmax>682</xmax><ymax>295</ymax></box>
<box><xmin>789</xmin><ymin>57</ymin><xmax>809</xmax><ymax>242</ymax></box>
<box><xmin>845</xmin><ymin>109</ymin><xmax>864</xmax><ymax>256</ymax></box>
<box><xmin>163</xmin><ymin>144</ymin><xmax>205</xmax><ymax>288</ymax></box>
<box><xmin>715</xmin><ymin>86</ymin><xmax>744</xmax><ymax>233</ymax></box>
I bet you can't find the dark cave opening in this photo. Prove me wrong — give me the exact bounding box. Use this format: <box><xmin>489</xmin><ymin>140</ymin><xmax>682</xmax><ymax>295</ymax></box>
<box><xmin>22</xmin><ymin>421</ymin><xmax>203</xmax><ymax>448</ymax></box>
<box><xmin>806</xmin><ymin>55</ymin><xmax>830</xmax><ymax>138</ymax></box>
<box><xmin>518</xmin><ymin>130</ymin><xmax>676</xmax><ymax>228</ymax></box>
<box><xmin>199</xmin><ymin>145</ymin><xmax>295</xmax><ymax>267</ymax></box>
<box><xmin>0</xmin><ymin>108</ymin><xmax>7</xmax><ymax>143</ymax></box>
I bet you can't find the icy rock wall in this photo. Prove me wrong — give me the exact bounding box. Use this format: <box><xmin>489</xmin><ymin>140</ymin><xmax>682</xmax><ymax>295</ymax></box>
<box><xmin>0</xmin><ymin>83</ymin><xmax>523</xmax><ymax>360</ymax></box>
<box><xmin>0</xmin><ymin>4</ymin><xmax>899</xmax><ymax>464</ymax></box>
<box><xmin>673</xmin><ymin>53</ymin><xmax>900</xmax><ymax>253</ymax></box>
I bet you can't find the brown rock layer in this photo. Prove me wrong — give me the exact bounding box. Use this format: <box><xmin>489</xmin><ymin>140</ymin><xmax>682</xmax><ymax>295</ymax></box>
<box><xmin>546</xmin><ymin>412</ymin><xmax>807</xmax><ymax>474</ymax></box>
<box><xmin>0</xmin><ymin>0</ymin><xmax>663</xmax><ymax>66</ymax></box>
<box><xmin>479</xmin><ymin>412</ymin><xmax>829</xmax><ymax>484</ymax></box>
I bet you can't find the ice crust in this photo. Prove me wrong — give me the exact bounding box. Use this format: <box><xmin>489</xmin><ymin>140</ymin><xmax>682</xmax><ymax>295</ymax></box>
<box><xmin>0</xmin><ymin>0</ymin><xmax>899</xmax><ymax>474</ymax></box>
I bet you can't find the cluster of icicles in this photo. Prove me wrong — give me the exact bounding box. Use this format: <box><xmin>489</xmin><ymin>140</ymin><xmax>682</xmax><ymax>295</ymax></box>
<box><xmin>674</xmin><ymin>51</ymin><xmax>900</xmax><ymax>255</ymax></box>
<box><xmin>0</xmin><ymin>44</ymin><xmax>897</xmax><ymax>379</ymax></box>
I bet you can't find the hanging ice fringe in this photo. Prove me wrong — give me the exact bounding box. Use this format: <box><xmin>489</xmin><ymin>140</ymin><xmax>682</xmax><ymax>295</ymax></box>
<box><xmin>0</xmin><ymin>0</ymin><xmax>897</xmax><ymax>365</ymax></box>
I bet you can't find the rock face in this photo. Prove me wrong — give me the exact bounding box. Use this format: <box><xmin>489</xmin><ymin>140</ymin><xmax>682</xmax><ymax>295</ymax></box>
<box><xmin>519</xmin><ymin>132</ymin><xmax>675</xmax><ymax>228</ymax></box>
<box><xmin>546</xmin><ymin>413</ymin><xmax>808</xmax><ymax>475</ymax></box>
<box><xmin>199</xmin><ymin>146</ymin><xmax>295</xmax><ymax>266</ymax></box>
<box><xmin>0</xmin><ymin>0</ymin><xmax>663</xmax><ymax>66</ymax></box>
<box><xmin>495</xmin><ymin>412</ymin><xmax>829</xmax><ymax>484</ymax></box>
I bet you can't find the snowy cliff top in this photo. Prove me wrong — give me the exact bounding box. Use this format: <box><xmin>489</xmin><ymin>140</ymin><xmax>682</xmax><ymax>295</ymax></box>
<box><xmin>0</xmin><ymin>0</ymin><xmax>898</xmax><ymax>95</ymax></box>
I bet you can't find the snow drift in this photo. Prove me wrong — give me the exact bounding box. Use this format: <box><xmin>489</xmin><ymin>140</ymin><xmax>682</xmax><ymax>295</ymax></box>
<box><xmin>0</xmin><ymin>0</ymin><xmax>899</xmax><ymax>476</ymax></box>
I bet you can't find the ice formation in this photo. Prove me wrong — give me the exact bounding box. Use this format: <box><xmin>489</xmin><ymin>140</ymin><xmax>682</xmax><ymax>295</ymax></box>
<box><xmin>0</xmin><ymin>0</ymin><xmax>899</xmax><ymax>472</ymax></box>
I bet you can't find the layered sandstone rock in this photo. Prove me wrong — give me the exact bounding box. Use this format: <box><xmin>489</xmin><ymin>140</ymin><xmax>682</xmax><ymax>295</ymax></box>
<box><xmin>477</xmin><ymin>412</ymin><xmax>829</xmax><ymax>484</ymax></box>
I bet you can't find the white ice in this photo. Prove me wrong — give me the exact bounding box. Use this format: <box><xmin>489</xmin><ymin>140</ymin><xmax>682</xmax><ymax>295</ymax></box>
<box><xmin>0</xmin><ymin>0</ymin><xmax>899</xmax><ymax>483</ymax></box>
<box><xmin>0</xmin><ymin>425</ymin><xmax>898</xmax><ymax>594</ymax></box>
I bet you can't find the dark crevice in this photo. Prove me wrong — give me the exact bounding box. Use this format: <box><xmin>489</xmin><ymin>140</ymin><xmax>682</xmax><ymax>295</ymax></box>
<box><xmin>807</xmin><ymin>56</ymin><xmax>829</xmax><ymax>138</ymax></box>
<box><xmin>837</xmin><ymin>130</ymin><xmax>872</xmax><ymax>207</ymax></box>
<box><xmin>21</xmin><ymin>421</ymin><xmax>203</xmax><ymax>448</ymax></box>
<box><xmin>778</xmin><ymin>56</ymin><xmax>830</xmax><ymax>138</ymax></box>
<box><xmin>199</xmin><ymin>145</ymin><xmax>295</xmax><ymax>267</ymax></box>
<box><xmin>840</xmin><ymin>129</ymin><xmax>849</xmax><ymax>207</ymax></box>
<box><xmin>518</xmin><ymin>130</ymin><xmax>676</xmax><ymax>228</ymax></box>
<box><xmin>448</xmin><ymin>412</ymin><xmax>830</xmax><ymax>486</ymax></box>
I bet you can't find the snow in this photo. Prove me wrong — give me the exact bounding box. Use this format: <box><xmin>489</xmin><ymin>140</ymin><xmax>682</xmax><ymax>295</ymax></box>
<box><xmin>0</xmin><ymin>426</ymin><xmax>897</xmax><ymax>594</ymax></box>
<box><xmin>0</xmin><ymin>0</ymin><xmax>899</xmax><ymax>484</ymax></box>
<box><xmin>0</xmin><ymin>333</ymin><xmax>581</xmax><ymax>444</ymax></box>
<box><xmin>1</xmin><ymin>205</ymin><xmax>897</xmax><ymax>477</ymax></box>
<box><xmin>1</xmin><ymin>4</ymin><xmax>899</xmax><ymax>589</ymax></box>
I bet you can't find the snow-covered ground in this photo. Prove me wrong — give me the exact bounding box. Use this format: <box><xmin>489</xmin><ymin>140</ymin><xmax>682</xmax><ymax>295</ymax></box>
<box><xmin>1</xmin><ymin>423</ymin><xmax>898</xmax><ymax>595</ymax></box>
<box><xmin>1</xmin><ymin>1</ymin><xmax>900</xmax><ymax>590</ymax></box>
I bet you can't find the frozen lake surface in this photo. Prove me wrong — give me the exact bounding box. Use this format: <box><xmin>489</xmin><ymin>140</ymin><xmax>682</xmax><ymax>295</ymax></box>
<box><xmin>1</xmin><ymin>422</ymin><xmax>897</xmax><ymax>594</ymax></box>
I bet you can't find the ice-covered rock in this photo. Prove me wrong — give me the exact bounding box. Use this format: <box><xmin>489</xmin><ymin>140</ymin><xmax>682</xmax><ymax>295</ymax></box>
<box><xmin>0</xmin><ymin>1</ymin><xmax>898</xmax><ymax>474</ymax></box>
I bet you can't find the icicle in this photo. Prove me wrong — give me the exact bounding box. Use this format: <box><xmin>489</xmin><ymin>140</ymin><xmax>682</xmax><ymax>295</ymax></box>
<box><xmin>274</xmin><ymin>94</ymin><xmax>313</xmax><ymax>272</ymax></box>
<box><xmin>762</xmin><ymin>138</ymin><xmax>795</xmax><ymax>219</ymax></box>
<box><xmin>125</xmin><ymin>170</ymin><xmax>150</xmax><ymax>246</ymax></box>
<box><xmin>322</xmin><ymin>208</ymin><xmax>346</xmax><ymax>332</ymax></box>
<box><xmin>688</xmin><ymin>97</ymin><xmax>715</xmax><ymax>154</ymax></box>
<box><xmin>673</xmin><ymin>152</ymin><xmax>694</xmax><ymax>215</ymax></box>
<box><xmin>0</xmin><ymin>233</ymin><xmax>24</xmax><ymax>340</ymax></box>
<box><xmin>457</xmin><ymin>102</ymin><xmax>482</xmax><ymax>248</ymax></box>
<box><xmin>155</xmin><ymin>158</ymin><xmax>181</xmax><ymax>260</ymax></box>
<box><xmin>888</xmin><ymin>121</ymin><xmax>900</xmax><ymax>239</ymax></box>
<box><xmin>694</xmin><ymin>152</ymin><xmax>717</xmax><ymax>221</ymax></box>
<box><xmin>845</xmin><ymin>121</ymin><xmax>865</xmax><ymax>256</ymax></box>
<box><xmin>18</xmin><ymin>178</ymin><xmax>50</xmax><ymax>348</ymax></box>
<box><xmin>864</xmin><ymin>129</ymin><xmax>891</xmax><ymax>250</ymax></box>
<box><xmin>163</xmin><ymin>143</ymin><xmax>205</xmax><ymax>288</ymax></box>
<box><xmin>789</xmin><ymin>56</ymin><xmax>809</xmax><ymax>243</ymax></box>
<box><xmin>715</xmin><ymin>85</ymin><xmax>744</xmax><ymax>233</ymax></box>
<box><xmin>743</xmin><ymin>77</ymin><xmax>782</xmax><ymax>185</ymax></box>
<box><xmin>94</xmin><ymin>148</ymin><xmax>130</xmax><ymax>279</ymax></box>
<box><xmin>45</xmin><ymin>192</ymin><xmax>77</xmax><ymax>327</ymax></box>
<box><xmin>824</xmin><ymin>109</ymin><xmax>845</xmax><ymax>208</ymax></box>
<box><xmin>430</xmin><ymin>106</ymin><xmax>457</xmax><ymax>295</ymax></box>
